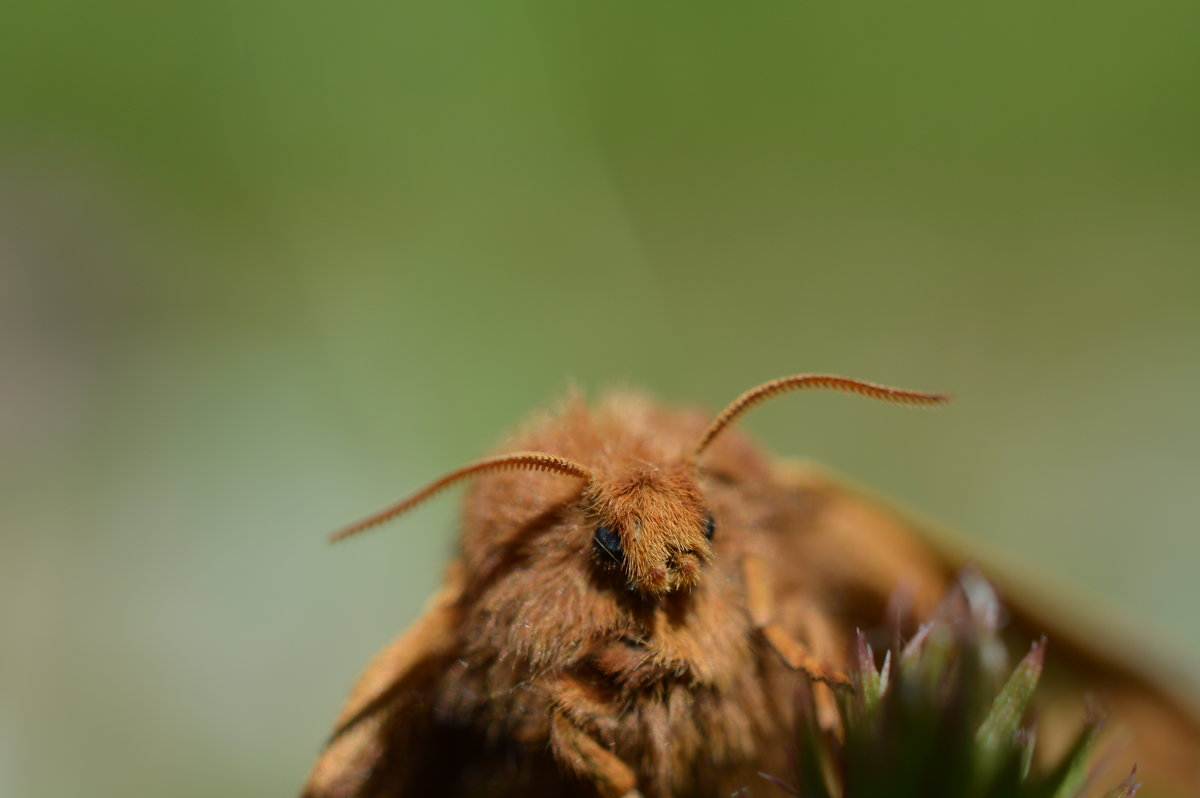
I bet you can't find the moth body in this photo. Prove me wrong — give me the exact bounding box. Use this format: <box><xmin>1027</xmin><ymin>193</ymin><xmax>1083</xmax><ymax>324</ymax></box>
<box><xmin>448</xmin><ymin>395</ymin><xmax>798</xmax><ymax>797</ymax></box>
<box><xmin>304</xmin><ymin>377</ymin><xmax>1200</xmax><ymax>798</ymax></box>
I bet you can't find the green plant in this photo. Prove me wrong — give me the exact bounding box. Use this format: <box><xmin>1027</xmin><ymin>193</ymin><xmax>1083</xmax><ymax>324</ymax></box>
<box><xmin>767</xmin><ymin>574</ymin><xmax>1139</xmax><ymax>798</ymax></box>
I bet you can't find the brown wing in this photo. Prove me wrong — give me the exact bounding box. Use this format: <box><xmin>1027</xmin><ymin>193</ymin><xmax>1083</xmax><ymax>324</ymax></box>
<box><xmin>775</xmin><ymin>459</ymin><xmax>1200</xmax><ymax>798</ymax></box>
<box><xmin>302</xmin><ymin>561</ymin><xmax>465</xmax><ymax>798</ymax></box>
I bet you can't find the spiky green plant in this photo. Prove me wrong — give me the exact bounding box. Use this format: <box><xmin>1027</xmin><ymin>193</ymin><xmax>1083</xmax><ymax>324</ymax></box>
<box><xmin>766</xmin><ymin>574</ymin><xmax>1139</xmax><ymax>798</ymax></box>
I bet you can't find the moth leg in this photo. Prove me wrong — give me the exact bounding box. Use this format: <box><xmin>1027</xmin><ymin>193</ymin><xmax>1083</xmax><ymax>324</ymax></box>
<box><xmin>550</xmin><ymin>708</ymin><xmax>641</xmax><ymax>798</ymax></box>
<box><xmin>551</xmin><ymin>674</ymin><xmax>621</xmax><ymax>738</ymax></box>
<box><xmin>795</xmin><ymin>601</ymin><xmax>848</xmax><ymax>732</ymax></box>
<box><xmin>744</xmin><ymin>554</ymin><xmax>851</xmax><ymax>690</ymax></box>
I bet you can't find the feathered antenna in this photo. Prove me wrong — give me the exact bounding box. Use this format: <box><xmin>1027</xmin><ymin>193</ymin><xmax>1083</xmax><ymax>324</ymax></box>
<box><xmin>330</xmin><ymin>452</ymin><xmax>593</xmax><ymax>542</ymax></box>
<box><xmin>694</xmin><ymin>374</ymin><xmax>950</xmax><ymax>457</ymax></box>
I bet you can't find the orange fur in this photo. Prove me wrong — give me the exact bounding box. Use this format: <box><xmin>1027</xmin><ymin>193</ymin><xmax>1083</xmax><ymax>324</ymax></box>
<box><xmin>303</xmin><ymin>378</ymin><xmax>1200</xmax><ymax>798</ymax></box>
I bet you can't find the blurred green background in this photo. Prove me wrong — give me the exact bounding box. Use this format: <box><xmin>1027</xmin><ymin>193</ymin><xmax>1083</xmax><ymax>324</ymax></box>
<box><xmin>3</xmin><ymin>2</ymin><xmax>1199</xmax><ymax>796</ymax></box>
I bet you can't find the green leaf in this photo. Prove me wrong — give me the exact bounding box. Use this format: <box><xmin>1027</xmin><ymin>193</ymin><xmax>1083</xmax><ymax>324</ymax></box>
<box><xmin>976</xmin><ymin>637</ymin><xmax>1046</xmax><ymax>751</ymax></box>
<box><xmin>855</xmin><ymin>632</ymin><xmax>882</xmax><ymax>712</ymax></box>
<box><xmin>1044</xmin><ymin>716</ymin><xmax>1103</xmax><ymax>798</ymax></box>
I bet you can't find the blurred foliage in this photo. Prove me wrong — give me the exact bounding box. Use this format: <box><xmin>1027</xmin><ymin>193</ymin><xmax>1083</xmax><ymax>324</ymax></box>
<box><xmin>2</xmin><ymin>2</ymin><xmax>1198</xmax><ymax>797</ymax></box>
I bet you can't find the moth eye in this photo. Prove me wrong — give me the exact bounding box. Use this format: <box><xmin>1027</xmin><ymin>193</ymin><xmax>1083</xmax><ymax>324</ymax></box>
<box><xmin>703</xmin><ymin>512</ymin><xmax>716</xmax><ymax>541</ymax></box>
<box><xmin>592</xmin><ymin>525</ymin><xmax>624</xmax><ymax>562</ymax></box>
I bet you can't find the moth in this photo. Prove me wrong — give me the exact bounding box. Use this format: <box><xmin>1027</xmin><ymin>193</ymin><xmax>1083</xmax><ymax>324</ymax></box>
<box><xmin>303</xmin><ymin>374</ymin><xmax>1200</xmax><ymax>798</ymax></box>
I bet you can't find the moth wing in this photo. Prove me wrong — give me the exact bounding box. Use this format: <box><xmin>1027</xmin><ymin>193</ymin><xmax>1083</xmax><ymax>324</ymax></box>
<box><xmin>775</xmin><ymin>459</ymin><xmax>1200</xmax><ymax>798</ymax></box>
<box><xmin>302</xmin><ymin>561</ymin><xmax>465</xmax><ymax>798</ymax></box>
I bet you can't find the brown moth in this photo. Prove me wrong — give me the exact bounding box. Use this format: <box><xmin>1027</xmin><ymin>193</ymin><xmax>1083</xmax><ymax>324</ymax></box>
<box><xmin>303</xmin><ymin>375</ymin><xmax>1200</xmax><ymax>798</ymax></box>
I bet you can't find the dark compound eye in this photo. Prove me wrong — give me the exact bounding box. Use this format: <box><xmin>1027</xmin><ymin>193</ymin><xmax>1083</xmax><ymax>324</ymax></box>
<box><xmin>703</xmin><ymin>512</ymin><xmax>716</xmax><ymax>541</ymax></box>
<box><xmin>592</xmin><ymin>525</ymin><xmax>624</xmax><ymax>563</ymax></box>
